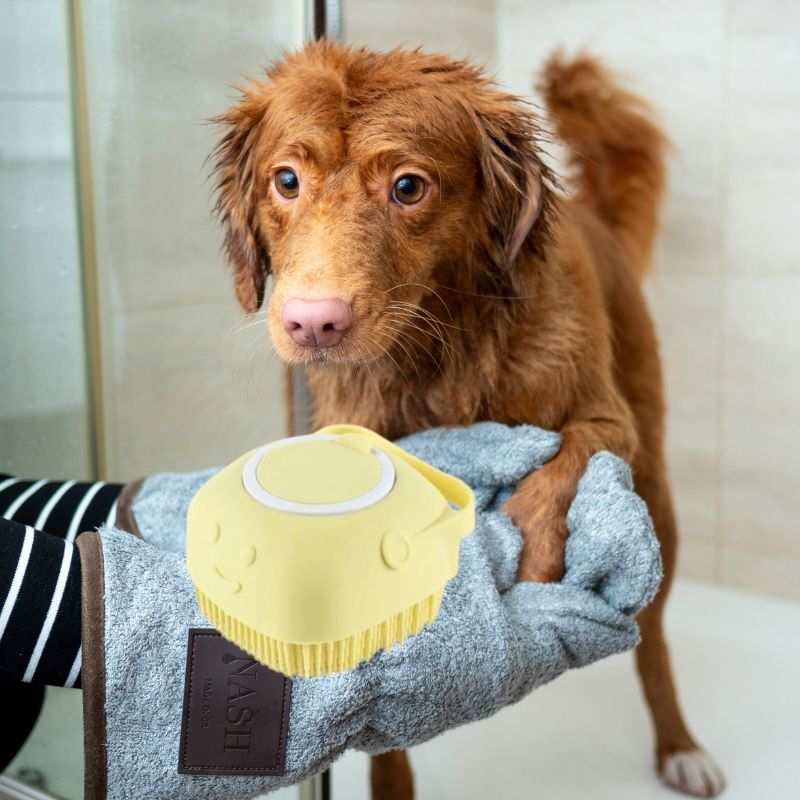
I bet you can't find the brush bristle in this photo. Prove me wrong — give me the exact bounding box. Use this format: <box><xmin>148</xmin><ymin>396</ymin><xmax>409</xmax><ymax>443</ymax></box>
<box><xmin>196</xmin><ymin>590</ymin><xmax>442</xmax><ymax>678</ymax></box>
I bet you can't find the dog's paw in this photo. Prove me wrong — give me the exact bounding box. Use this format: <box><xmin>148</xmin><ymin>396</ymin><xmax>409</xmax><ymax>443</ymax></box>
<box><xmin>502</xmin><ymin>471</ymin><xmax>570</xmax><ymax>584</ymax></box>
<box><xmin>504</xmin><ymin>499</ymin><xmax>567</xmax><ymax>583</ymax></box>
<box><xmin>660</xmin><ymin>750</ymin><xmax>726</xmax><ymax>797</ymax></box>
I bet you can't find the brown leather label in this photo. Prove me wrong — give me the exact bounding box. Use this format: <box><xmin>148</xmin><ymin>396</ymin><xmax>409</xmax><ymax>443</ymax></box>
<box><xmin>178</xmin><ymin>628</ymin><xmax>291</xmax><ymax>776</ymax></box>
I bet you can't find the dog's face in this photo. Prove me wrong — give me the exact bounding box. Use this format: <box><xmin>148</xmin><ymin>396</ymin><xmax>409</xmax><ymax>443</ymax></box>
<box><xmin>213</xmin><ymin>43</ymin><xmax>547</xmax><ymax>367</ymax></box>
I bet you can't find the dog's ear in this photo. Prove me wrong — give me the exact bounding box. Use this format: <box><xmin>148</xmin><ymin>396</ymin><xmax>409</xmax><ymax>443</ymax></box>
<box><xmin>211</xmin><ymin>87</ymin><xmax>272</xmax><ymax>313</ymax></box>
<box><xmin>472</xmin><ymin>89</ymin><xmax>550</xmax><ymax>270</ymax></box>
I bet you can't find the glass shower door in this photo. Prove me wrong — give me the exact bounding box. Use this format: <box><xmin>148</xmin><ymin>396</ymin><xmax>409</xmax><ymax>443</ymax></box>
<box><xmin>0</xmin><ymin>1</ymin><xmax>92</xmax><ymax>482</ymax></box>
<box><xmin>1</xmin><ymin>1</ymin><xmax>303</xmax><ymax>797</ymax></box>
<box><xmin>1</xmin><ymin>0</ymin><xmax>93</xmax><ymax>794</ymax></box>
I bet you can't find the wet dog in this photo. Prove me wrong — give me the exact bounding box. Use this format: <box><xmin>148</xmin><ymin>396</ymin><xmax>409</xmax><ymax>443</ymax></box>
<box><xmin>212</xmin><ymin>41</ymin><xmax>725</xmax><ymax>799</ymax></box>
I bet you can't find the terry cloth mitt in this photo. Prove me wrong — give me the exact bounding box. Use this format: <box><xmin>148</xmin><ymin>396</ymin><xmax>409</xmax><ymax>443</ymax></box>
<box><xmin>76</xmin><ymin>423</ymin><xmax>661</xmax><ymax>800</ymax></box>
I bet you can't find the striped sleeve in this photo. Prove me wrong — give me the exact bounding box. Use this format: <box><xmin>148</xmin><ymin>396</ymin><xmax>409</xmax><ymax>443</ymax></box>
<box><xmin>0</xmin><ymin>475</ymin><xmax>125</xmax><ymax>688</ymax></box>
<box><xmin>0</xmin><ymin>518</ymin><xmax>83</xmax><ymax>687</ymax></box>
<box><xmin>0</xmin><ymin>474</ymin><xmax>124</xmax><ymax>541</ymax></box>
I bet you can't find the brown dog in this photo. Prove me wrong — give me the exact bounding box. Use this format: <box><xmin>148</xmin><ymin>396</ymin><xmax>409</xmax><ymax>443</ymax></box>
<box><xmin>212</xmin><ymin>42</ymin><xmax>725</xmax><ymax>798</ymax></box>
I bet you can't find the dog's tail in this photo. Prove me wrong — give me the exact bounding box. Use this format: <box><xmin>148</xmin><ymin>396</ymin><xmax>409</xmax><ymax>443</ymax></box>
<box><xmin>538</xmin><ymin>51</ymin><xmax>668</xmax><ymax>280</ymax></box>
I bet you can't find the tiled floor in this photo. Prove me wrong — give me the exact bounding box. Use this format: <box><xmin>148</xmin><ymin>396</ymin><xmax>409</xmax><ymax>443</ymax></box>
<box><xmin>331</xmin><ymin>580</ymin><xmax>800</xmax><ymax>799</ymax></box>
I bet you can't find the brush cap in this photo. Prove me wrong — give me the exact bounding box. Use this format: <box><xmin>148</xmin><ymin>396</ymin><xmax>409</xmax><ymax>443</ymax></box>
<box><xmin>243</xmin><ymin>433</ymin><xmax>396</xmax><ymax>515</ymax></box>
<box><xmin>186</xmin><ymin>425</ymin><xmax>474</xmax><ymax>651</ymax></box>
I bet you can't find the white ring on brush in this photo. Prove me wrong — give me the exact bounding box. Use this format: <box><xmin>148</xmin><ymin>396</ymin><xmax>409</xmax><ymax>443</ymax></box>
<box><xmin>242</xmin><ymin>434</ymin><xmax>396</xmax><ymax>515</ymax></box>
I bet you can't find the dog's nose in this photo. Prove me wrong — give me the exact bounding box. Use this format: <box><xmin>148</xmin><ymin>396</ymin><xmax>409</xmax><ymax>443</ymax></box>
<box><xmin>281</xmin><ymin>298</ymin><xmax>352</xmax><ymax>347</ymax></box>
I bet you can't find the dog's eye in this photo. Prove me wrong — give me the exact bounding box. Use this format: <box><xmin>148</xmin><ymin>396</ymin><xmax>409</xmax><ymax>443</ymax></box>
<box><xmin>391</xmin><ymin>175</ymin><xmax>426</xmax><ymax>205</ymax></box>
<box><xmin>274</xmin><ymin>169</ymin><xmax>300</xmax><ymax>199</ymax></box>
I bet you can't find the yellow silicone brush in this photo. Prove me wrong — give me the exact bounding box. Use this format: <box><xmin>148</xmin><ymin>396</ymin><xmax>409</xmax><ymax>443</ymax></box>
<box><xmin>185</xmin><ymin>425</ymin><xmax>474</xmax><ymax>678</ymax></box>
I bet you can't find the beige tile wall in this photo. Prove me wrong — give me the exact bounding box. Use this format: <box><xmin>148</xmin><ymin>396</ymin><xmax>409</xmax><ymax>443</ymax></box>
<box><xmin>346</xmin><ymin>0</ymin><xmax>800</xmax><ymax>600</ymax></box>
<box><xmin>344</xmin><ymin>0</ymin><xmax>497</xmax><ymax>66</ymax></box>
<box><xmin>497</xmin><ymin>0</ymin><xmax>800</xmax><ymax>601</ymax></box>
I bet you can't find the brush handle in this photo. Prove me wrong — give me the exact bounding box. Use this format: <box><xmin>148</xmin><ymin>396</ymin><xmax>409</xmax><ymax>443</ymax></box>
<box><xmin>317</xmin><ymin>424</ymin><xmax>476</xmax><ymax>542</ymax></box>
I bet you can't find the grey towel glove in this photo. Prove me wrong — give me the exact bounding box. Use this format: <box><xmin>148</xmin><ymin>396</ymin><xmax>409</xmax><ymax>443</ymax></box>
<box><xmin>78</xmin><ymin>423</ymin><xmax>661</xmax><ymax>799</ymax></box>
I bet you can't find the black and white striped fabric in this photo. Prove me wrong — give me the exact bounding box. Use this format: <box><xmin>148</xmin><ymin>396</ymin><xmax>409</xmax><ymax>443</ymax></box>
<box><xmin>0</xmin><ymin>474</ymin><xmax>124</xmax><ymax>688</ymax></box>
<box><xmin>0</xmin><ymin>475</ymin><xmax>122</xmax><ymax>541</ymax></box>
<box><xmin>0</xmin><ymin>518</ymin><xmax>83</xmax><ymax>687</ymax></box>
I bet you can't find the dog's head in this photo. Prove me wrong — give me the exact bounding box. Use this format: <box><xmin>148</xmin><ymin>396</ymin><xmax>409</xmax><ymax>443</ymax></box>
<box><xmin>213</xmin><ymin>41</ymin><xmax>552</xmax><ymax>367</ymax></box>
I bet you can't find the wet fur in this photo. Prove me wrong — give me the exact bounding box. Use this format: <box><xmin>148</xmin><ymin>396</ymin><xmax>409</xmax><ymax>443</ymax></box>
<box><xmin>213</xmin><ymin>42</ymin><xmax>723</xmax><ymax>799</ymax></box>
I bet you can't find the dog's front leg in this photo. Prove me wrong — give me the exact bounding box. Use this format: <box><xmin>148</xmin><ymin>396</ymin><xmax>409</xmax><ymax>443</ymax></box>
<box><xmin>503</xmin><ymin>412</ymin><xmax>637</xmax><ymax>583</ymax></box>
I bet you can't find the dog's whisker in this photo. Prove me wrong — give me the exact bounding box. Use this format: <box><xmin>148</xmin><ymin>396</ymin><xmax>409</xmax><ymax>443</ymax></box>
<box><xmin>349</xmin><ymin>339</ymin><xmax>375</xmax><ymax>379</ymax></box>
<box><xmin>381</xmin><ymin>324</ymin><xmax>423</xmax><ymax>382</ymax></box>
<box><xmin>242</xmin><ymin>329</ymin><xmax>273</xmax><ymax>369</ymax></box>
<box><xmin>386</xmin><ymin>307</ymin><xmax>458</xmax><ymax>363</ymax></box>
<box><xmin>384</xmin><ymin>313</ymin><xmax>451</xmax><ymax>375</ymax></box>
<box><xmin>236</xmin><ymin>330</ymin><xmax>261</xmax><ymax>368</ymax></box>
<box><xmin>394</xmin><ymin>323</ymin><xmax>435</xmax><ymax>381</ymax></box>
<box><xmin>373</xmin><ymin>329</ymin><xmax>409</xmax><ymax>382</ymax></box>
<box><xmin>225</xmin><ymin>314</ymin><xmax>264</xmax><ymax>338</ymax></box>
<box><xmin>387</xmin><ymin>299</ymin><xmax>456</xmax><ymax>334</ymax></box>
<box><xmin>391</xmin><ymin>321</ymin><xmax>455</xmax><ymax>370</ymax></box>
<box><xmin>384</xmin><ymin>283</ymin><xmax>454</xmax><ymax>320</ymax></box>
<box><xmin>236</xmin><ymin>330</ymin><xmax>274</xmax><ymax>393</ymax></box>
<box><xmin>387</xmin><ymin>302</ymin><xmax>469</xmax><ymax>332</ymax></box>
<box><xmin>382</xmin><ymin>310</ymin><xmax>444</xmax><ymax>372</ymax></box>
<box><xmin>386</xmin><ymin>304</ymin><xmax>467</xmax><ymax>349</ymax></box>
<box><xmin>388</xmin><ymin>320</ymin><xmax>453</xmax><ymax>363</ymax></box>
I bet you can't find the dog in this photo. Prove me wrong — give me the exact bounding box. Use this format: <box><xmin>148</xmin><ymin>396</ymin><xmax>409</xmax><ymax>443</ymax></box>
<box><xmin>211</xmin><ymin>41</ymin><xmax>725</xmax><ymax>799</ymax></box>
